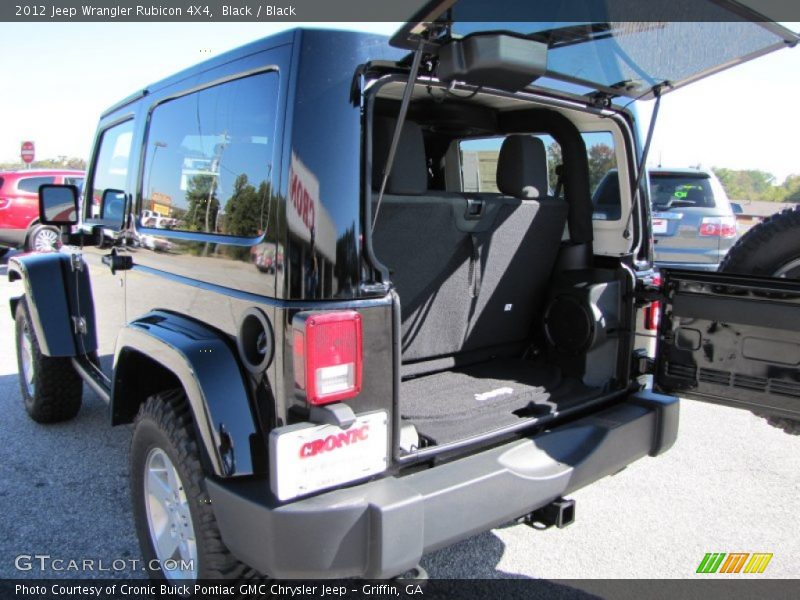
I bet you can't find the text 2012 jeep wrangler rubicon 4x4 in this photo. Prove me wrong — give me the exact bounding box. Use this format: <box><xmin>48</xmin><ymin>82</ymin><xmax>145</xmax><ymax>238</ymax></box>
<box><xmin>10</xmin><ymin>3</ymin><xmax>799</xmax><ymax>580</ymax></box>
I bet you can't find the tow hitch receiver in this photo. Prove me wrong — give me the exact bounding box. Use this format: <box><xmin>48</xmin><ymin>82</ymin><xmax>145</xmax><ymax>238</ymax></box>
<box><xmin>524</xmin><ymin>497</ymin><xmax>576</xmax><ymax>529</ymax></box>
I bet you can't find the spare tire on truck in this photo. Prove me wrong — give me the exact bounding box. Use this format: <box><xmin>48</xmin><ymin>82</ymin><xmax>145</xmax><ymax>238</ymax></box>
<box><xmin>719</xmin><ymin>206</ymin><xmax>800</xmax><ymax>434</ymax></box>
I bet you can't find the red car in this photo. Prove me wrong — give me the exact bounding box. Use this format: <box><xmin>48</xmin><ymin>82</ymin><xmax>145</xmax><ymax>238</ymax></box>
<box><xmin>0</xmin><ymin>169</ymin><xmax>85</xmax><ymax>252</ymax></box>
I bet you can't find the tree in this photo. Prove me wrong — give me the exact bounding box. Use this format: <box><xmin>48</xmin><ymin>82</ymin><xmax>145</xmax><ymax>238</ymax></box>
<box><xmin>184</xmin><ymin>174</ymin><xmax>219</xmax><ymax>232</ymax></box>
<box><xmin>712</xmin><ymin>168</ymin><xmax>780</xmax><ymax>201</ymax></box>
<box><xmin>225</xmin><ymin>174</ymin><xmax>272</xmax><ymax>238</ymax></box>
<box><xmin>0</xmin><ymin>156</ymin><xmax>87</xmax><ymax>171</ymax></box>
<box><xmin>588</xmin><ymin>143</ymin><xmax>616</xmax><ymax>192</ymax></box>
<box><xmin>780</xmin><ymin>174</ymin><xmax>800</xmax><ymax>203</ymax></box>
<box><xmin>546</xmin><ymin>143</ymin><xmax>562</xmax><ymax>194</ymax></box>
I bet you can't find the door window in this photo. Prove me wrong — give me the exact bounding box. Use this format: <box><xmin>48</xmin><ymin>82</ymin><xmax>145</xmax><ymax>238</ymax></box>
<box><xmin>87</xmin><ymin>120</ymin><xmax>134</xmax><ymax>224</ymax></box>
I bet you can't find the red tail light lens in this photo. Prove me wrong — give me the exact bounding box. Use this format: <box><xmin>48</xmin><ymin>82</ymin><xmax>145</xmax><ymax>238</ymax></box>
<box><xmin>699</xmin><ymin>216</ymin><xmax>737</xmax><ymax>238</ymax></box>
<box><xmin>644</xmin><ymin>273</ymin><xmax>662</xmax><ymax>331</ymax></box>
<box><xmin>292</xmin><ymin>310</ymin><xmax>363</xmax><ymax>405</ymax></box>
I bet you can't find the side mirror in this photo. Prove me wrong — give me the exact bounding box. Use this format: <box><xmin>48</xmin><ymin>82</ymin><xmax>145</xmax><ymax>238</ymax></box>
<box><xmin>39</xmin><ymin>184</ymin><xmax>79</xmax><ymax>225</ymax></box>
<box><xmin>100</xmin><ymin>189</ymin><xmax>127</xmax><ymax>229</ymax></box>
<box><xmin>730</xmin><ymin>202</ymin><xmax>744</xmax><ymax>215</ymax></box>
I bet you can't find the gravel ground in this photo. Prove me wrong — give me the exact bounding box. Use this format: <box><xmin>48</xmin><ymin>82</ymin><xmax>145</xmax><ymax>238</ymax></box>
<box><xmin>0</xmin><ymin>250</ymin><xmax>798</xmax><ymax>583</ymax></box>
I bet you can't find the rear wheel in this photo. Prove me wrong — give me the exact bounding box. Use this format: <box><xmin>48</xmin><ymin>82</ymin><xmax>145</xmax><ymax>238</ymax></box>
<box><xmin>130</xmin><ymin>390</ymin><xmax>259</xmax><ymax>580</ymax></box>
<box><xmin>719</xmin><ymin>206</ymin><xmax>800</xmax><ymax>435</ymax></box>
<box><xmin>14</xmin><ymin>299</ymin><xmax>82</xmax><ymax>422</ymax></box>
<box><xmin>27</xmin><ymin>224</ymin><xmax>60</xmax><ymax>252</ymax></box>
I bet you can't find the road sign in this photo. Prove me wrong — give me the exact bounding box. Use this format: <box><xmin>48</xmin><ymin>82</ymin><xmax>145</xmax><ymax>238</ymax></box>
<box><xmin>21</xmin><ymin>141</ymin><xmax>35</xmax><ymax>164</ymax></box>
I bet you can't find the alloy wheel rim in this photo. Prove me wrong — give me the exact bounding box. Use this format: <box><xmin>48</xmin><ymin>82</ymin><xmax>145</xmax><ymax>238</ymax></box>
<box><xmin>33</xmin><ymin>228</ymin><xmax>59</xmax><ymax>252</ymax></box>
<box><xmin>20</xmin><ymin>323</ymin><xmax>35</xmax><ymax>396</ymax></box>
<box><xmin>143</xmin><ymin>447</ymin><xmax>198</xmax><ymax>580</ymax></box>
<box><xmin>773</xmin><ymin>257</ymin><xmax>800</xmax><ymax>279</ymax></box>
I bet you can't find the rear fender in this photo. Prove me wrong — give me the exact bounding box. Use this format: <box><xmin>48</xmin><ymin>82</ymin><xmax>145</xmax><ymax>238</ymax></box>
<box><xmin>112</xmin><ymin>311</ymin><xmax>265</xmax><ymax>477</ymax></box>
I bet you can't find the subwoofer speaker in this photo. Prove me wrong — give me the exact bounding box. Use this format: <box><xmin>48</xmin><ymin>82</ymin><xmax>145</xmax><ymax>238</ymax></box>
<box><xmin>544</xmin><ymin>294</ymin><xmax>596</xmax><ymax>354</ymax></box>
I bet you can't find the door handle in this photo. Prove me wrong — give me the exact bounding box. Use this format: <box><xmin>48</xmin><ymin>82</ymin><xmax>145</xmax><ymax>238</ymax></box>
<box><xmin>102</xmin><ymin>248</ymin><xmax>133</xmax><ymax>275</ymax></box>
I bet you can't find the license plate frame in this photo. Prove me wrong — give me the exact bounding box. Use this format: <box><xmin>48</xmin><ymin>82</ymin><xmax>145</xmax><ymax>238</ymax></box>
<box><xmin>652</xmin><ymin>218</ymin><xmax>668</xmax><ymax>234</ymax></box>
<box><xmin>269</xmin><ymin>410</ymin><xmax>388</xmax><ymax>501</ymax></box>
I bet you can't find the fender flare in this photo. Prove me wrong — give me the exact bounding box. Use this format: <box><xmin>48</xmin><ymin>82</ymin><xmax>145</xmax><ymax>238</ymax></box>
<box><xmin>7</xmin><ymin>253</ymin><xmax>98</xmax><ymax>356</ymax></box>
<box><xmin>112</xmin><ymin>311</ymin><xmax>265</xmax><ymax>477</ymax></box>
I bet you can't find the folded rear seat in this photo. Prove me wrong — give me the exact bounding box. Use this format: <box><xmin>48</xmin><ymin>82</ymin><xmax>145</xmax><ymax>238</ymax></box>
<box><xmin>372</xmin><ymin>117</ymin><xmax>473</xmax><ymax>361</ymax></box>
<box><xmin>372</xmin><ymin>119</ymin><xmax>568</xmax><ymax>370</ymax></box>
<box><xmin>462</xmin><ymin>135</ymin><xmax>568</xmax><ymax>351</ymax></box>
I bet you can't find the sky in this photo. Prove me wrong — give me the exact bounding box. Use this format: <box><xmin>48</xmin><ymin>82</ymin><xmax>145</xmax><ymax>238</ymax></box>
<box><xmin>0</xmin><ymin>21</ymin><xmax>798</xmax><ymax>183</ymax></box>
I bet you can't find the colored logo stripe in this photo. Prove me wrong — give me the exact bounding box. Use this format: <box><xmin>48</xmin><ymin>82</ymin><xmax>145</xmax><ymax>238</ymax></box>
<box><xmin>720</xmin><ymin>553</ymin><xmax>749</xmax><ymax>573</ymax></box>
<box><xmin>697</xmin><ymin>552</ymin><xmax>773</xmax><ymax>574</ymax></box>
<box><xmin>697</xmin><ymin>553</ymin><xmax>726</xmax><ymax>573</ymax></box>
<box><xmin>744</xmin><ymin>553</ymin><xmax>773</xmax><ymax>574</ymax></box>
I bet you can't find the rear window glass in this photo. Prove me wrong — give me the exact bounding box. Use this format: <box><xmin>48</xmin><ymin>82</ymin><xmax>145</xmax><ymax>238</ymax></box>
<box><xmin>650</xmin><ymin>175</ymin><xmax>715</xmax><ymax>209</ymax></box>
<box><xmin>17</xmin><ymin>176</ymin><xmax>56</xmax><ymax>194</ymax></box>
<box><xmin>461</xmin><ymin>132</ymin><xmax>619</xmax><ymax>219</ymax></box>
<box><xmin>460</xmin><ymin>135</ymin><xmax>557</xmax><ymax>194</ymax></box>
<box><xmin>446</xmin><ymin>12</ymin><xmax>786</xmax><ymax>97</ymax></box>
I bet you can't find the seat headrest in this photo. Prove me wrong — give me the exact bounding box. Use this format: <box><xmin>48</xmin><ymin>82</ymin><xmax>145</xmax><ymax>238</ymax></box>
<box><xmin>496</xmin><ymin>135</ymin><xmax>549</xmax><ymax>199</ymax></box>
<box><xmin>372</xmin><ymin>117</ymin><xmax>427</xmax><ymax>196</ymax></box>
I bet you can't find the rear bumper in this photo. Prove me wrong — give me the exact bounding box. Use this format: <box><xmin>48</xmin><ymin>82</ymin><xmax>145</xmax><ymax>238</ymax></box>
<box><xmin>207</xmin><ymin>390</ymin><xmax>679</xmax><ymax>579</ymax></box>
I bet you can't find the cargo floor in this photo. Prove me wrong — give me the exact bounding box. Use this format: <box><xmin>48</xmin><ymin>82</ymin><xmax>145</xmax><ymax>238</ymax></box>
<box><xmin>400</xmin><ymin>358</ymin><xmax>600</xmax><ymax>446</ymax></box>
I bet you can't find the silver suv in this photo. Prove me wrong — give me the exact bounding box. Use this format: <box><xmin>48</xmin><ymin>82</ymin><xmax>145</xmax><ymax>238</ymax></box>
<box><xmin>593</xmin><ymin>167</ymin><xmax>738</xmax><ymax>270</ymax></box>
<box><xmin>649</xmin><ymin>167</ymin><xmax>737</xmax><ymax>270</ymax></box>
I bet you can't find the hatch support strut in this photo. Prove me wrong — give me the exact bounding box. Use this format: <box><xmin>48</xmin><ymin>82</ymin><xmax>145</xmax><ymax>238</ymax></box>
<box><xmin>623</xmin><ymin>84</ymin><xmax>664</xmax><ymax>239</ymax></box>
<box><xmin>371</xmin><ymin>40</ymin><xmax>426</xmax><ymax>232</ymax></box>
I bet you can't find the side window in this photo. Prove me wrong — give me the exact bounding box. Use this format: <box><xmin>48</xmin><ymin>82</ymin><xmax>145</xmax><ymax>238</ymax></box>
<box><xmin>18</xmin><ymin>176</ymin><xmax>56</xmax><ymax>194</ymax></box>
<box><xmin>141</xmin><ymin>71</ymin><xmax>278</xmax><ymax>235</ymax></box>
<box><xmin>87</xmin><ymin>120</ymin><xmax>134</xmax><ymax>223</ymax></box>
<box><xmin>584</xmin><ymin>132</ymin><xmax>620</xmax><ymax>221</ymax></box>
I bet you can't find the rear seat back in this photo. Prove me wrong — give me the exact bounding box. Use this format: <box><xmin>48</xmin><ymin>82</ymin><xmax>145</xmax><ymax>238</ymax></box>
<box><xmin>372</xmin><ymin>117</ymin><xmax>474</xmax><ymax>359</ymax></box>
<box><xmin>372</xmin><ymin>120</ymin><xmax>568</xmax><ymax>365</ymax></box>
<box><xmin>463</xmin><ymin>135</ymin><xmax>568</xmax><ymax>351</ymax></box>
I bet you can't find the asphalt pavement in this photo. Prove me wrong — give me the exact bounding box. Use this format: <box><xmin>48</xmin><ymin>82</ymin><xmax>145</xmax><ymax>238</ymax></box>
<box><xmin>0</xmin><ymin>250</ymin><xmax>798</xmax><ymax>583</ymax></box>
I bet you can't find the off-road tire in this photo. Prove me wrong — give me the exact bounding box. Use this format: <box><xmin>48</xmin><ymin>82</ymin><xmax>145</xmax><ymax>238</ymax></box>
<box><xmin>719</xmin><ymin>206</ymin><xmax>800</xmax><ymax>435</ymax></box>
<box><xmin>130</xmin><ymin>390</ymin><xmax>261</xmax><ymax>580</ymax></box>
<box><xmin>761</xmin><ymin>415</ymin><xmax>800</xmax><ymax>436</ymax></box>
<box><xmin>15</xmin><ymin>299</ymin><xmax>82</xmax><ymax>423</ymax></box>
<box><xmin>720</xmin><ymin>206</ymin><xmax>800</xmax><ymax>277</ymax></box>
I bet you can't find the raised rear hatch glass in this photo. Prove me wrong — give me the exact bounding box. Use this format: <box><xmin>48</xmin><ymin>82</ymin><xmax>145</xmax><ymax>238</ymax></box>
<box><xmin>391</xmin><ymin>0</ymin><xmax>798</xmax><ymax>99</ymax></box>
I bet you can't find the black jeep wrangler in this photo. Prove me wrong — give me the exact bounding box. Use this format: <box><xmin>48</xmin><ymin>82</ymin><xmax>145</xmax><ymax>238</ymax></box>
<box><xmin>9</xmin><ymin>4</ymin><xmax>800</xmax><ymax>580</ymax></box>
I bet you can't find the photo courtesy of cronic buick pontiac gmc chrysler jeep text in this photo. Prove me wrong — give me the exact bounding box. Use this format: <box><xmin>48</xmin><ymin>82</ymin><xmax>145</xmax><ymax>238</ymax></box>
<box><xmin>8</xmin><ymin>1</ymin><xmax>800</xmax><ymax>581</ymax></box>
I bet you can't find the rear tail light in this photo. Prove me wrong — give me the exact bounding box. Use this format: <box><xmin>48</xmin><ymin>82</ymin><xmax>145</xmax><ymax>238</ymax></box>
<box><xmin>644</xmin><ymin>273</ymin><xmax>662</xmax><ymax>331</ymax></box>
<box><xmin>292</xmin><ymin>310</ymin><xmax>363</xmax><ymax>405</ymax></box>
<box><xmin>699</xmin><ymin>216</ymin><xmax>737</xmax><ymax>238</ymax></box>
